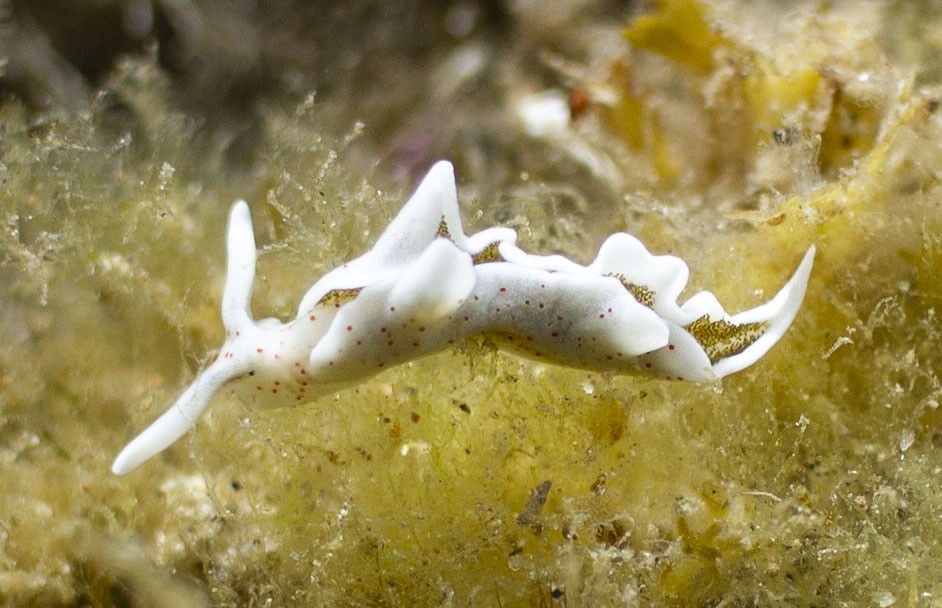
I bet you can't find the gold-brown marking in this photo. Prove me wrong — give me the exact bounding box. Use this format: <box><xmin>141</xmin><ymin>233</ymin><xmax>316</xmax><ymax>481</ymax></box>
<box><xmin>436</xmin><ymin>216</ymin><xmax>451</xmax><ymax>239</ymax></box>
<box><xmin>471</xmin><ymin>242</ymin><xmax>503</xmax><ymax>265</ymax></box>
<box><xmin>685</xmin><ymin>315</ymin><xmax>767</xmax><ymax>364</ymax></box>
<box><xmin>609</xmin><ymin>273</ymin><xmax>656</xmax><ymax>308</ymax></box>
<box><xmin>316</xmin><ymin>287</ymin><xmax>363</xmax><ymax>307</ymax></box>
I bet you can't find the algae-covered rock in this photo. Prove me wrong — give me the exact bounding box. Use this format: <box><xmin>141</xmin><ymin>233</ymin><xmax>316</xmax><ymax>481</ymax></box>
<box><xmin>2</xmin><ymin>1</ymin><xmax>942</xmax><ymax>606</ymax></box>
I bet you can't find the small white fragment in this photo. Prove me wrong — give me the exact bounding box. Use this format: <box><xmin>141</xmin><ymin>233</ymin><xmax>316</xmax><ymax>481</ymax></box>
<box><xmin>516</xmin><ymin>90</ymin><xmax>571</xmax><ymax>137</ymax></box>
<box><xmin>873</xmin><ymin>591</ymin><xmax>896</xmax><ymax>607</ymax></box>
<box><xmin>899</xmin><ymin>429</ymin><xmax>915</xmax><ymax>453</ymax></box>
<box><xmin>400</xmin><ymin>441</ymin><xmax>432</xmax><ymax>457</ymax></box>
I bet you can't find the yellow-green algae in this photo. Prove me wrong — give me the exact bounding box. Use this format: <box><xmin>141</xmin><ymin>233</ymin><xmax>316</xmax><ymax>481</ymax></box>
<box><xmin>2</xmin><ymin>2</ymin><xmax>942</xmax><ymax>607</ymax></box>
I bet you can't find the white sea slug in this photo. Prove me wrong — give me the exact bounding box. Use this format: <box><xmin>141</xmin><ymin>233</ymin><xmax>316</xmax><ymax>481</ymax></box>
<box><xmin>112</xmin><ymin>161</ymin><xmax>815</xmax><ymax>475</ymax></box>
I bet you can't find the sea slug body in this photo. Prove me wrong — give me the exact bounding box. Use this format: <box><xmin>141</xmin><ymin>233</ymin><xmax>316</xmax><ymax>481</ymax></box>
<box><xmin>112</xmin><ymin>161</ymin><xmax>815</xmax><ymax>475</ymax></box>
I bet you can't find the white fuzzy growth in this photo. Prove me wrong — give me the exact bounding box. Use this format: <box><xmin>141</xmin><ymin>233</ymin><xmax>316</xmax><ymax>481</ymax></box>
<box><xmin>112</xmin><ymin>161</ymin><xmax>815</xmax><ymax>474</ymax></box>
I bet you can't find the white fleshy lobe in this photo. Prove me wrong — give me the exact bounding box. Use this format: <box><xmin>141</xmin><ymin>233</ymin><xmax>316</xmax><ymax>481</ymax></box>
<box><xmin>307</xmin><ymin>239</ymin><xmax>476</xmax><ymax>379</ymax></box>
<box><xmin>587</xmin><ymin>233</ymin><xmax>692</xmax><ymax>322</ymax></box>
<box><xmin>386</xmin><ymin>238</ymin><xmax>476</xmax><ymax>324</ymax></box>
<box><xmin>297</xmin><ymin>160</ymin><xmax>467</xmax><ymax>316</ymax></box>
<box><xmin>112</xmin><ymin>160</ymin><xmax>815</xmax><ymax>474</ymax></box>
<box><xmin>467</xmin><ymin>263</ymin><xmax>671</xmax><ymax>361</ymax></box>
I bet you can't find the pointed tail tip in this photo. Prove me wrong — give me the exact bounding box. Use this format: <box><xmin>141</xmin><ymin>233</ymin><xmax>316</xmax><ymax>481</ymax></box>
<box><xmin>711</xmin><ymin>244</ymin><xmax>816</xmax><ymax>379</ymax></box>
<box><xmin>732</xmin><ymin>243</ymin><xmax>816</xmax><ymax>327</ymax></box>
<box><xmin>111</xmin><ymin>360</ymin><xmax>237</xmax><ymax>476</ymax></box>
<box><xmin>111</xmin><ymin>448</ymin><xmax>138</xmax><ymax>476</ymax></box>
<box><xmin>776</xmin><ymin>243</ymin><xmax>816</xmax><ymax>327</ymax></box>
<box><xmin>796</xmin><ymin>244</ymin><xmax>816</xmax><ymax>281</ymax></box>
<box><xmin>776</xmin><ymin>244</ymin><xmax>816</xmax><ymax>321</ymax></box>
<box><xmin>111</xmin><ymin>430</ymin><xmax>168</xmax><ymax>475</ymax></box>
<box><xmin>764</xmin><ymin>242</ymin><xmax>816</xmax><ymax>342</ymax></box>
